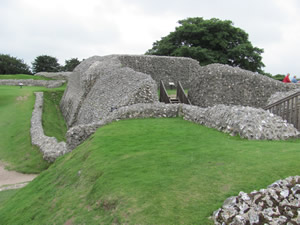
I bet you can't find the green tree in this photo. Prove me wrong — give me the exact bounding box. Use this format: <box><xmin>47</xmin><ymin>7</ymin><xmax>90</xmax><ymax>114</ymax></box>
<box><xmin>146</xmin><ymin>17</ymin><xmax>265</xmax><ymax>73</ymax></box>
<box><xmin>32</xmin><ymin>55</ymin><xmax>61</xmax><ymax>74</ymax></box>
<box><xmin>0</xmin><ymin>54</ymin><xmax>31</xmax><ymax>74</ymax></box>
<box><xmin>63</xmin><ymin>58</ymin><xmax>81</xmax><ymax>71</ymax></box>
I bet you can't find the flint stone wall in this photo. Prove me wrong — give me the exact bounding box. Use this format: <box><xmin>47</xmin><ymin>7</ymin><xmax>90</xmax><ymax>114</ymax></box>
<box><xmin>267</xmin><ymin>88</ymin><xmax>300</xmax><ymax>105</ymax></box>
<box><xmin>60</xmin><ymin>55</ymin><xmax>159</xmax><ymax>127</ymax></box>
<box><xmin>117</xmin><ymin>54</ymin><xmax>201</xmax><ymax>89</ymax></box>
<box><xmin>188</xmin><ymin>64</ymin><xmax>299</xmax><ymax>108</ymax></box>
<box><xmin>31</xmin><ymin>92</ymin><xmax>67</xmax><ymax>162</ymax></box>
<box><xmin>35</xmin><ymin>72</ymin><xmax>72</xmax><ymax>80</ymax></box>
<box><xmin>0</xmin><ymin>79</ymin><xmax>66</xmax><ymax>88</ymax></box>
<box><xmin>212</xmin><ymin>176</ymin><xmax>300</xmax><ymax>225</ymax></box>
<box><xmin>66</xmin><ymin>103</ymin><xmax>299</xmax><ymax>151</ymax></box>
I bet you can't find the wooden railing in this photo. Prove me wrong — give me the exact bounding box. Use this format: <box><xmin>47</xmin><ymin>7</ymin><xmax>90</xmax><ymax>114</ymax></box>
<box><xmin>159</xmin><ymin>80</ymin><xmax>171</xmax><ymax>104</ymax></box>
<box><xmin>263</xmin><ymin>91</ymin><xmax>300</xmax><ymax>130</ymax></box>
<box><xmin>176</xmin><ymin>81</ymin><xmax>191</xmax><ymax>105</ymax></box>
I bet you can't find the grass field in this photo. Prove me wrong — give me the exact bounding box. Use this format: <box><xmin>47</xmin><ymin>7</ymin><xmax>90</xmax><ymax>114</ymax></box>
<box><xmin>0</xmin><ymin>85</ymin><xmax>66</xmax><ymax>173</ymax></box>
<box><xmin>0</xmin><ymin>117</ymin><xmax>300</xmax><ymax>224</ymax></box>
<box><xmin>0</xmin><ymin>74</ymin><xmax>54</xmax><ymax>80</ymax></box>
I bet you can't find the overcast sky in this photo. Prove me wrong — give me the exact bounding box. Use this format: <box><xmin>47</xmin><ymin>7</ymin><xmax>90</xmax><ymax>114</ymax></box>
<box><xmin>1</xmin><ymin>0</ymin><xmax>300</xmax><ymax>76</ymax></box>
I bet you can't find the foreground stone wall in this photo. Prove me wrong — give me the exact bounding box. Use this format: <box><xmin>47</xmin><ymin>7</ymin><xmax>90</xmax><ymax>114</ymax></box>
<box><xmin>60</xmin><ymin>55</ymin><xmax>159</xmax><ymax>127</ymax></box>
<box><xmin>35</xmin><ymin>72</ymin><xmax>72</xmax><ymax>80</ymax></box>
<box><xmin>117</xmin><ymin>54</ymin><xmax>201</xmax><ymax>89</ymax></box>
<box><xmin>0</xmin><ymin>79</ymin><xmax>66</xmax><ymax>88</ymax></box>
<box><xmin>66</xmin><ymin>103</ymin><xmax>299</xmax><ymax>151</ymax></box>
<box><xmin>212</xmin><ymin>176</ymin><xmax>300</xmax><ymax>224</ymax></box>
<box><xmin>188</xmin><ymin>64</ymin><xmax>299</xmax><ymax>108</ymax></box>
<box><xmin>31</xmin><ymin>92</ymin><xmax>67</xmax><ymax>162</ymax></box>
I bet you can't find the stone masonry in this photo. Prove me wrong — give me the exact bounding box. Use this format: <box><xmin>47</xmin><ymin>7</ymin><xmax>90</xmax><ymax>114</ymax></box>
<box><xmin>30</xmin><ymin>92</ymin><xmax>67</xmax><ymax>162</ymax></box>
<box><xmin>60</xmin><ymin>55</ymin><xmax>159</xmax><ymax>127</ymax></box>
<box><xmin>66</xmin><ymin>103</ymin><xmax>299</xmax><ymax>151</ymax></box>
<box><xmin>0</xmin><ymin>79</ymin><xmax>66</xmax><ymax>88</ymax></box>
<box><xmin>188</xmin><ymin>64</ymin><xmax>299</xmax><ymax>108</ymax></box>
<box><xmin>34</xmin><ymin>72</ymin><xmax>72</xmax><ymax>80</ymax></box>
<box><xmin>117</xmin><ymin>54</ymin><xmax>201</xmax><ymax>89</ymax></box>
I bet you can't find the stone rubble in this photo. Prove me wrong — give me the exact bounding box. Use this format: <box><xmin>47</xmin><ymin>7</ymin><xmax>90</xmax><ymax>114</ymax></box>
<box><xmin>212</xmin><ymin>176</ymin><xmax>300</xmax><ymax>225</ymax></box>
<box><xmin>0</xmin><ymin>79</ymin><xmax>66</xmax><ymax>88</ymax></box>
<box><xmin>183</xmin><ymin>104</ymin><xmax>300</xmax><ymax>140</ymax></box>
<box><xmin>30</xmin><ymin>92</ymin><xmax>67</xmax><ymax>162</ymax></box>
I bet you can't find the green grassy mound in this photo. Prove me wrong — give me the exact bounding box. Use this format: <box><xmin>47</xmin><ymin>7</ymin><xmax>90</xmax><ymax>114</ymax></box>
<box><xmin>0</xmin><ymin>85</ymin><xmax>66</xmax><ymax>173</ymax></box>
<box><xmin>0</xmin><ymin>74</ymin><xmax>54</xmax><ymax>80</ymax></box>
<box><xmin>1</xmin><ymin>118</ymin><xmax>299</xmax><ymax>224</ymax></box>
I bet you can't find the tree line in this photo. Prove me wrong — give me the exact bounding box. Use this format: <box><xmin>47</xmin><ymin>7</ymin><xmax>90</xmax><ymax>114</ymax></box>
<box><xmin>0</xmin><ymin>17</ymin><xmax>285</xmax><ymax>78</ymax></box>
<box><xmin>0</xmin><ymin>54</ymin><xmax>81</xmax><ymax>75</ymax></box>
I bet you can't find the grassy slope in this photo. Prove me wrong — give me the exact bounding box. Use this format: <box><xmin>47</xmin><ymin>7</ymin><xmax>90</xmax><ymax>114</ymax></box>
<box><xmin>0</xmin><ymin>118</ymin><xmax>299</xmax><ymax>224</ymax></box>
<box><xmin>0</xmin><ymin>85</ymin><xmax>66</xmax><ymax>173</ymax></box>
<box><xmin>0</xmin><ymin>190</ymin><xmax>19</xmax><ymax>206</ymax></box>
<box><xmin>0</xmin><ymin>74</ymin><xmax>53</xmax><ymax>80</ymax></box>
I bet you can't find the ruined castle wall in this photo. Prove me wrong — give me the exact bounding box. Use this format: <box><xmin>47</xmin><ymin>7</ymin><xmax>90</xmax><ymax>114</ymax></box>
<box><xmin>60</xmin><ymin>55</ymin><xmax>159</xmax><ymax>127</ymax></box>
<box><xmin>117</xmin><ymin>55</ymin><xmax>201</xmax><ymax>89</ymax></box>
<box><xmin>188</xmin><ymin>64</ymin><xmax>299</xmax><ymax>108</ymax></box>
<box><xmin>0</xmin><ymin>79</ymin><xmax>66</xmax><ymax>88</ymax></box>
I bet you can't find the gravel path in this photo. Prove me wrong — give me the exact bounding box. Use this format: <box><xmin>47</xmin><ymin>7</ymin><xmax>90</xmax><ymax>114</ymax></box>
<box><xmin>0</xmin><ymin>161</ymin><xmax>37</xmax><ymax>191</ymax></box>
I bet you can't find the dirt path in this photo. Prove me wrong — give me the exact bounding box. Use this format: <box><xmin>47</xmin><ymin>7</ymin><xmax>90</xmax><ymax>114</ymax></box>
<box><xmin>0</xmin><ymin>161</ymin><xmax>37</xmax><ymax>191</ymax></box>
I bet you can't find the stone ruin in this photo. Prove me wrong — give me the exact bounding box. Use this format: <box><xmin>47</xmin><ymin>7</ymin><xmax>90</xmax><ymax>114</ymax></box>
<box><xmin>66</xmin><ymin>103</ymin><xmax>299</xmax><ymax>151</ymax></box>
<box><xmin>34</xmin><ymin>71</ymin><xmax>72</xmax><ymax>80</ymax></box>
<box><xmin>60</xmin><ymin>55</ymin><xmax>200</xmax><ymax>127</ymax></box>
<box><xmin>188</xmin><ymin>64</ymin><xmax>299</xmax><ymax>108</ymax></box>
<box><xmin>0</xmin><ymin>79</ymin><xmax>65</xmax><ymax>88</ymax></box>
<box><xmin>31</xmin><ymin>92</ymin><xmax>67</xmax><ymax>162</ymax></box>
<box><xmin>16</xmin><ymin>54</ymin><xmax>298</xmax><ymax>224</ymax></box>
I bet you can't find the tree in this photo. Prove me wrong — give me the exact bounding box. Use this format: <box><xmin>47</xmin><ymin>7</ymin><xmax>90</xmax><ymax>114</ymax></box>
<box><xmin>272</xmin><ymin>74</ymin><xmax>285</xmax><ymax>81</ymax></box>
<box><xmin>32</xmin><ymin>55</ymin><xmax>61</xmax><ymax>74</ymax></box>
<box><xmin>146</xmin><ymin>17</ymin><xmax>265</xmax><ymax>73</ymax></box>
<box><xmin>63</xmin><ymin>58</ymin><xmax>81</xmax><ymax>71</ymax></box>
<box><xmin>0</xmin><ymin>54</ymin><xmax>31</xmax><ymax>74</ymax></box>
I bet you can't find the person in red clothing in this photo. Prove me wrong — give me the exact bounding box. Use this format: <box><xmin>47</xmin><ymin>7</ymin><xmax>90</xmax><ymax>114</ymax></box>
<box><xmin>283</xmin><ymin>73</ymin><xmax>291</xmax><ymax>83</ymax></box>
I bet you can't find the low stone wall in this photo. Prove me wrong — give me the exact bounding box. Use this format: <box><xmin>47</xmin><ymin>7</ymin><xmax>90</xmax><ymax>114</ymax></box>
<box><xmin>30</xmin><ymin>92</ymin><xmax>67</xmax><ymax>162</ymax></box>
<box><xmin>66</xmin><ymin>103</ymin><xmax>180</xmax><ymax>151</ymax></box>
<box><xmin>183</xmin><ymin>104</ymin><xmax>299</xmax><ymax>140</ymax></box>
<box><xmin>66</xmin><ymin>103</ymin><xmax>299</xmax><ymax>151</ymax></box>
<box><xmin>35</xmin><ymin>72</ymin><xmax>72</xmax><ymax>80</ymax></box>
<box><xmin>188</xmin><ymin>64</ymin><xmax>299</xmax><ymax>108</ymax></box>
<box><xmin>0</xmin><ymin>79</ymin><xmax>66</xmax><ymax>88</ymax></box>
<box><xmin>212</xmin><ymin>176</ymin><xmax>300</xmax><ymax>224</ymax></box>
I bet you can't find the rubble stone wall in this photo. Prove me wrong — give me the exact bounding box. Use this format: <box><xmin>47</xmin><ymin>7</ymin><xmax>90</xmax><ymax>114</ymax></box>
<box><xmin>117</xmin><ymin>54</ymin><xmax>201</xmax><ymax>89</ymax></box>
<box><xmin>66</xmin><ymin>103</ymin><xmax>299</xmax><ymax>151</ymax></box>
<box><xmin>60</xmin><ymin>55</ymin><xmax>161</xmax><ymax>127</ymax></box>
<box><xmin>34</xmin><ymin>72</ymin><xmax>72</xmax><ymax>80</ymax></box>
<box><xmin>188</xmin><ymin>64</ymin><xmax>299</xmax><ymax>108</ymax></box>
<box><xmin>0</xmin><ymin>79</ymin><xmax>66</xmax><ymax>88</ymax></box>
<box><xmin>30</xmin><ymin>92</ymin><xmax>67</xmax><ymax>162</ymax></box>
